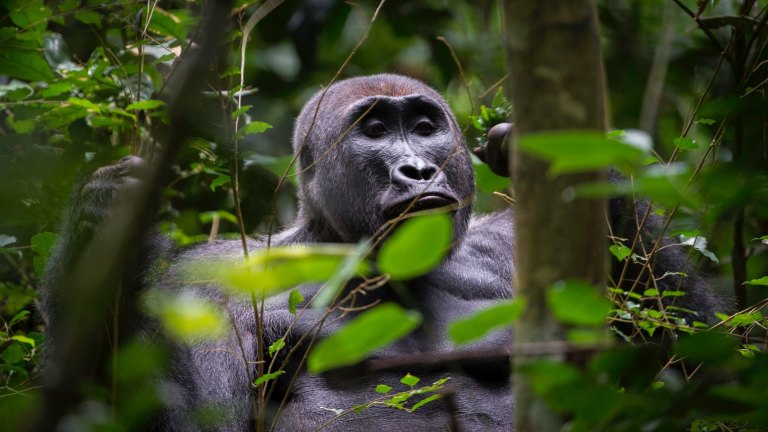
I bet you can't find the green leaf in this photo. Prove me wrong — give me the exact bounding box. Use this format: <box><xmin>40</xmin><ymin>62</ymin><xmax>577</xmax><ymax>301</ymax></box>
<box><xmin>236</xmin><ymin>121</ymin><xmax>272</xmax><ymax>139</ymax></box>
<box><xmin>194</xmin><ymin>244</ymin><xmax>367</xmax><ymax>296</ymax></box>
<box><xmin>375</xmin><ymin>384</ymin><xmax>392</xmax><ymax>394</ymax></box>
<box><xmin>519</xmin><ymin>130</ymin><xmax>646</xmax><ymax>175</ymax></box>
<box><xmin>198</xmin><ymin>210</ymin><xmax>237</xmax><ymax>224</ymax></box>
<box><xmin>449</xmin><ymin>298</ymin><xmax>525</xmax><ymax>345</ymax></box>
<box><xmin>410</xmin><ymin>394</ymin><xmax>441</xmax><ymax>411</ymax></box>
<box><xmin>307</xmin><ymin>303</ymin><xmax>422</xmax><ymax>374</ymax></box>
<box><xmin>147</xmin><ymin>8</ymin><xmax>188</xmax><ymax>41</ymax></box>
<box><xmin>518</xmin><ymin>360</ymin><xmax>581</xmax><ymax>395</ymax></box>
<box><xmin>9</xmin><ymin>311</ymin><xmax>30</xmax><ymax>327</ymax></box>
<box><xmin>74</xmin><ymin>10</ymin><xmax>101</xmax><ymax>27</ymax></box>
<box><xmin>673</xmin><ymin>136</ymin><xmax>698</xmax><ymax>150</ymax></box>
<box><xmin>1</xmin><ymin>343</ymin><xmax>26</xmax><ymax>364</ymax></box>
<box><xmin>0</xmin><ymin>41</ymin><xmax>55</xmax><ymax>81</ymax></box>
<box><xmin>718</xmin><ymin>310</ymin><xmax>763</xmax><ymax>327</ymax></box>
<box><xmin>268</xmin><ymin>338</ymin><xmax>285</xmax><ymax>357</ymax></box>
<box><xmin>58</xmin><ymin>0</ymin><xmax>79</xmax><ymax>12</ymax></box>
<box><xmin>37</xmin><ymin>105</ymin><xmax>89</xmax><ymax>131</ymax></box>
<box><xmin>8</xmin><ymin>0</ymin><xmax>51</xmax><ymax>31</ymax></box>
<box><xmin>288</xmin><ymin>289</ymin><xmax>304</xmax><ymax>314</ymax></box>
<box><xmin>0</xmin><ymin>82</ymin><xmax>33</xmax><ymax>100</ymax></box>
<box><xmin>209</xmin><ymin>174</ymin><xmax>230</xmax><ymax>191</ymax></box>
<box><xmin>31</xmin><ymin>232</ymin><xmax>57</xmax><ymax>276</ymax></box>
<box><xmin>245</xmin><ymin>154</ymin><xmax>297</xmax><ymax>185</ymax></box>
<box><xmin>575</xmin><ymin>164</ymin><xmax>702</xmax><ymax>209</ymax></box>
<box><xmin>41</xmin><ymin>81</ymin><xmax>73</xmax><ymax>97</ymax></box>
<box><xmin>400</xmin><ymin>373</ymin><xmax>420</xmax><ymax>387</ymax></box>
<box><xmin>609</xmin><ymin>243</ymin><xmax>631</xmax><ymax>262</ymax></box>
<box><xmin>696</xmin><ymin>118</ymin><xmax>716</xmax><ymax>125</ymax></box>
<box><xmin>378</xmin><ymin>213</ymin><xmax>453</xmax><ymax>280</ymax></box>
<box><xmin>145</xmin><ymin>292</ymin><xmax>228</xmax><ymax>343</ymax></box>
<box><xmin>745</xmin><ymin>276</ymin><xmax>768</xmax><ymax>286</ymax></box>
<box><xmin>547</xmin><ymin>280</ymin><xmax>611</xmax><ymax>326</ymax></box>
<box><xmin>680</xmin><ymin>235</ymin><xmax>719</xmax><ymax>264</ymax></box>
<box><xmin>10</xmin><ymin>335</ymin><xmax>35</xmax><ymax>348</ymax></box>
<box><xmin>231</xmin><ymin>105</ymin><xmax>252</xmax><ymax>119</ymax></box>
<box><xmin>675</xmin><ymin>331</ymin><xmax>737</xmax><ymax>365</ymax></box>
<box><xmin>253</xmin><ymin>370</ymin><xmax>284</xmax><ymax>387</ymax></box>
<box><xmin>313</xmin><ymin>240</ymin><xmax>370</xmax><ymax>309</ymax></box>
<box><xmin>125</xmin><ymin>99</ymin><xmax>166</xmax><ymax>111</ymax></box>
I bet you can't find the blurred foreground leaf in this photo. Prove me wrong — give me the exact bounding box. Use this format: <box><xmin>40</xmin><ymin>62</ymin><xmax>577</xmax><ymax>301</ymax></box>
<box><xmin>378</xmin><ymin>213</ymin><xmax>453</xmax><ymax>280</ymax></box>
<box><xmin>449</xmin><ymin>298</ymin><xmax>525</xmax><ymax>345</ymax></box>
<box><xmin>308</xmin><ymin>303</ymin><xmax>421</xmax><ymax>373</ymax></box>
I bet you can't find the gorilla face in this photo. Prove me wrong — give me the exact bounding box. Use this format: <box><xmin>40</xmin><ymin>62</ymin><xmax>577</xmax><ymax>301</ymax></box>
<box><xmin>293</xmin><ymin>75</ymin><xmax>474</xmax><ymax>244</ymax></box>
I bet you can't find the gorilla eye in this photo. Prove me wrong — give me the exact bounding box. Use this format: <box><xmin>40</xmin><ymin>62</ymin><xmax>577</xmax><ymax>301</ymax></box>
<box><xmin>414</xmin><ymin>120</ymin><xmax>436</xmax><ymax>136</ymax></box>
<box><xmin>363</xmin><ymin>121</ymin><xmax>387</xmax><ymax>138</ymax></box>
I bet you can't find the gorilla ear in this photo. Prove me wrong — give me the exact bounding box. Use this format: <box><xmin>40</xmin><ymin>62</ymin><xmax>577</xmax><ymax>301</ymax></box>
<box><xmin>473</xmin><ymin>122</ymin><xmax>513</xmax><ymax>178</ymax></box>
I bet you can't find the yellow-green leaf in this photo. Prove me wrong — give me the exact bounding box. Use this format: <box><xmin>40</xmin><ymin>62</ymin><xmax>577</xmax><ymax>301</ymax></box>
<box><xmin>307</xmin><ymin>303</ymin><xmax>421</xmax><ymax>374</ymax></box>
<box><xmin>378</xmin><ymin>213</ymin><xmax>453</xmax><ymax>280</ymax></box>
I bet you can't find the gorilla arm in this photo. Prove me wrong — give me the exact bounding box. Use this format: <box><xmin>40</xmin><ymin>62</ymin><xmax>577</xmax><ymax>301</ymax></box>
<box><xmin>41</xmin><ymin>156</ymin><xmax>257</xmax><ymax>431</ymax></box>
<box><xmin>474</xmin><ymin>122</ymin><xmax>728</xmax><ymax>324</ymax></box>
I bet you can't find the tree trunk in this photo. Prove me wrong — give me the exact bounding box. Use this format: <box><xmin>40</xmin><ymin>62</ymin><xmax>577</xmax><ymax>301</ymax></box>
<box><xmin>502</xmin><ymin>2</ymin><xmax>608</xmax><ymax>431</ymax></box>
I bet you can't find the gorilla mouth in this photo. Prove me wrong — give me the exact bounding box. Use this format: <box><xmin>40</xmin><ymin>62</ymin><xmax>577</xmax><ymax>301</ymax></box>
<box><xmin>384</xmin><ymin>192</ymin><xmax>459</xmax><ymax>221</ymax></box>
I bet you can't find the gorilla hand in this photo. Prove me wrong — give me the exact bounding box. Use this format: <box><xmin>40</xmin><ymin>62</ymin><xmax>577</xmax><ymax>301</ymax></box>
<box><xmin>472</xmin><ymin>122</ymin><xmax>513</xmax><ymax>178</ymax></box>
<box><xmin>72</xmin><ymin>155</ymin><xmax>149</xmax><ymax>237</ymax></box>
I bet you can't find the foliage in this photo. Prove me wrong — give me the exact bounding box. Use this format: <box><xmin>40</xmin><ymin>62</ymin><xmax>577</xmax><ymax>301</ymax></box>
<box><xmin>0</xmin><ymin>0</ymin><xmax>766</xmax><ymax>431</ymax></box>
<box><xmin>307</xmin><ymin>303</ymin><xmax>422</xmax><ymax>374</ymax></box>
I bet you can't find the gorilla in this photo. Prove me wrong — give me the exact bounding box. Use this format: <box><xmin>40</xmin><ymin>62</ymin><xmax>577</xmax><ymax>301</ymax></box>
<box><xmin>41</xmin><ymin>74</ymin><xmax>726</xmax><ymax>431</ymax></box>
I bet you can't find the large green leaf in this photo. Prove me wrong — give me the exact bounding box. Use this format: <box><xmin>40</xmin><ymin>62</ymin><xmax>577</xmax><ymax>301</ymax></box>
<box><xmin>377</xmin><ymin>213</ymin><xmax>453</xmax><ymax>280</ymax></box>
<box><xmin>144</xmin><ymin>291</ymin><xmax>227</xmax><ymax>343</ymax></box>
<box><xmin>546</xmin><ymin>280</ymin><xmax>611</xmax><ymax>326</ymax></box>
<box><xmin>575</xmin><ymin>163</ymin><xmax>702</xmax><ymax>209</ymax></box>
<box><xmin>307</xmin><ymin>303</ymin><xmax>422</xmax><ymax>373</ymax></box>
<box><xmin>519</xmin><ymin>130</ymin><xmax>645</xmax><ymax>175</ymax></box>
<box><xmin>185</xmin><ymin>244</ymin><xmax>367</xmax><ymax>296</ymax></box>
<box><xmin>745</xmin><ymin>276</ymin><xmax>768</xmax><ymax>286</ymax></box>
<box><xmin>7</xmin><ymin>0</ymin><xmax>51</xmax><ymax>31</ymax></box>
<box><xmin>236</xmin><ymin>121</ymin><xmax>272</xmax><ymax>140</ymax></box>
<box><xmin>674</xmin><ymin>331</ymin><xmax>737</xmax><ymax>366</ymax></box>
<box><xmin>147</xmin><ymin>8</ymin><xmax>190</xmax><ymax>42</ymax></box>
<box><xmin>0</xmin><ymin>38</ymin><xmax>54</xmax><ymax>82</ymax></box>
<box><xmin>449</xmin><ymin>298</ymin><xmax>526</xmax><ymax>345</ymax></box>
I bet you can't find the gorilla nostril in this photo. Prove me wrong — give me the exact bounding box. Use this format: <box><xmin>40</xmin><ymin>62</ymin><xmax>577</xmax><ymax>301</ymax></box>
<box><xmin>393</xmin><ymin>158</ymin><xmax>445</xmax><ymax>185</ymax></box>
<box><xmin>399</xmin><ymin>164</ymin><xmax>423</xmax><ymax>180</ymax></box>
<box><xmin>421</xmin><ymin>166</ymin><xmax>437</xmax><ymax>180</ymax></box>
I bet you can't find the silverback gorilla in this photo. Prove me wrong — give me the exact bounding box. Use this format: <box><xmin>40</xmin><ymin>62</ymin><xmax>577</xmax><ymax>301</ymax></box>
<box><xmin>42</xmin><ymin>74</ymin><xmax>726</xmax><ymax>431</ymax></box>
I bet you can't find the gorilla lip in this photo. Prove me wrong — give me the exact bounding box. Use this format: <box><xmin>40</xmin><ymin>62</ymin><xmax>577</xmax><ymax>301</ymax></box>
<box><xmin>384</xmin><ymin>192</ymin><xmax>458</xmax><ymax>220</ymax></box>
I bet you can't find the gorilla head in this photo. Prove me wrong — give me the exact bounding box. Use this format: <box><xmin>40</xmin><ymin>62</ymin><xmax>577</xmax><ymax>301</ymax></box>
<box><xmin>291</xmin><ymin>74</ymin><xmax>475</xmax><ymax>244</ymax></box>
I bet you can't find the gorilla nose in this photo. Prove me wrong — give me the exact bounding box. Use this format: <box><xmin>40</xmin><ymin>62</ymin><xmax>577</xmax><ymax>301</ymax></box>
<box><xmin>392</xmin><ymin>158</ymin><xmax>446</xmax><ymax>186</ymax></box>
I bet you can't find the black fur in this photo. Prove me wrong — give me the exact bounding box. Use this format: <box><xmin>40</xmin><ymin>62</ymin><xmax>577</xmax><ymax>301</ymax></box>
<box><xmin>42</xmin><ymin>74</ymin><xmax>726</xmax><ymax>431</ymax></box>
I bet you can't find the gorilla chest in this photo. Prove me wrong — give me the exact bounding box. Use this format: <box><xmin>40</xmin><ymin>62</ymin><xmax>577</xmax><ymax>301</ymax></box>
<box><xmin>265</xmin><ymin>286</ymin><xmax>513</xmax><ymax>431</ymax></box>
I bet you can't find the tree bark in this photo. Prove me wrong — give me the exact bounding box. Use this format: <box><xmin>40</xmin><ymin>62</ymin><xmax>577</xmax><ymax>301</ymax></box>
<box><xmin>503</xmin><ymin>2</ymin><xmax>608</xmax><ymax>431</ymax></box>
